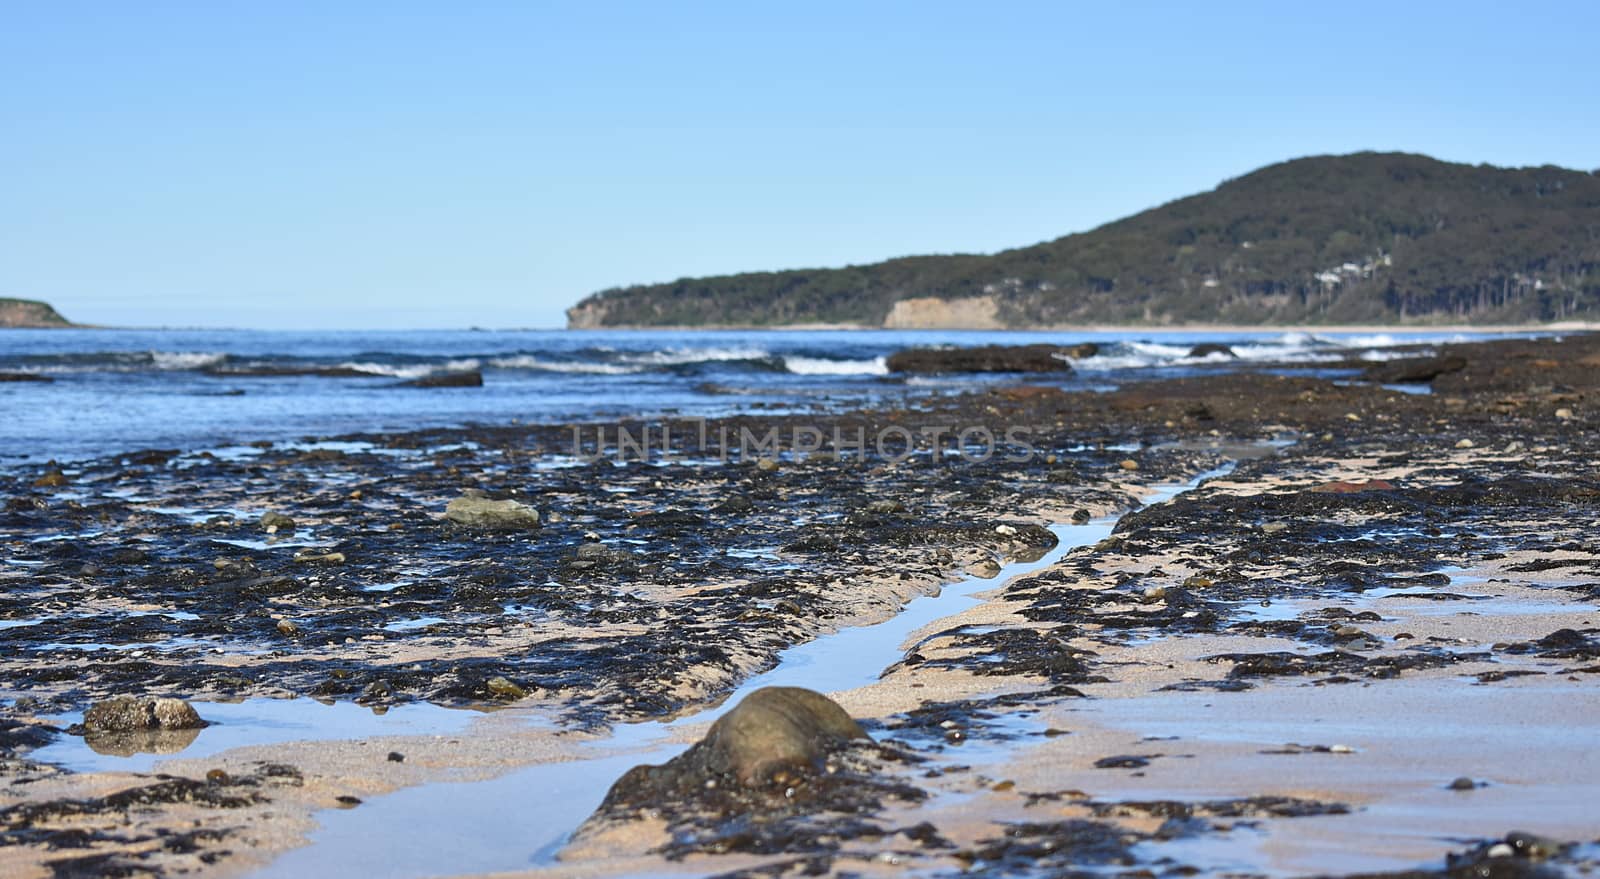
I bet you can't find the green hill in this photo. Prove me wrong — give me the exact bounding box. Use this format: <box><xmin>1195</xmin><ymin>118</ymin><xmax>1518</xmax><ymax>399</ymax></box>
<box><xmin>567</xmin><ymin>152</ymin><xmax>1600</xmax><ymax>328</ymax></box>
<box><xmin>0</xmin><ymin>298</ymin><xmax>74</xmax><ymax>328</ymax></box>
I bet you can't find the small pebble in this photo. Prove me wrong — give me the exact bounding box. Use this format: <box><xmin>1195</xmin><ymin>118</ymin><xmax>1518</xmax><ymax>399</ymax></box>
<box><xmin>1456</xmin><ymin>438</ymin><xmax>1475</xmax><ymax>449</ymax></box>
<box><xmin>293</xmin><ymin>551</ymin><xmax>345</xmax><ymax>564</ymax></box>
<box><xmin>1448</xmin><ymin>776</ymin><xmax>1476</xmax><ymax>791</ymax></box>
<box><xmin>387</xmin><ymin>751</ymin><xmax>405</xmax><ymax>763</ymax></box>
<box><xmin>260</xmin><ymin>511</ymin><xmax>296</xmax><ymax>531</ymax></box>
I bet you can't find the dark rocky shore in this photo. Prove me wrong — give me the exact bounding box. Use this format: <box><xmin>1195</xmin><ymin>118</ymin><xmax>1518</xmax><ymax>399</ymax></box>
<box><xmin>1</xmin><ymin>333</ymin><xmax>1598</xmax><ymax>877</ymax></box>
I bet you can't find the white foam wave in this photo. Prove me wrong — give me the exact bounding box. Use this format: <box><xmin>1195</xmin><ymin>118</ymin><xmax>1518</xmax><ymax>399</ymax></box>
<box><xmin>618</xmin><ymin>346</ymin><xmax>771</xmax><ymax>366</ymax></box>
<box><xmin>1074</xmin><ymin>338</ymin><xmax>1354</xmax><ymax>371</ymax></box>
<box><xmin>782</xmin><ymin>356</ymin><xmax>888</xmax><ymax>376</ymax></box>
<box><xmin>1125</xmin><ymin>341</ymin><xmax>1193</xmax><ymax>359</ymax></box>
<box><xmin>334</xmin><ymin>358</ymin><xmax>481</xmax><ymax>379</ymax></box>
<box><xmin>1358</xmin><ymin>348</ymin><xmax>1438</xmax><ymax>361</ymax></box>
<box><xmin>1071</xmin><ymin>340</ymin><xmax>1195</xmax><ymax>371</ymax></box>
<box><xmin>1232</xmin><ymin>345</ymin><xmax>1325</xmax><ymax>362</ymax></box>
<box><xmin>488</xmin><ymin>355</ymin><xmax>641</xmax><ymax>375</ymax></box>
<box><xmin>1070</xmin><ymin>354</ymin><xmax>1161</xmax><ymax>371</ymax></box>
<box><xmin>150</xmin><ymin>351</ymin><xmax>228</xmax><ymax>370</ymax></box>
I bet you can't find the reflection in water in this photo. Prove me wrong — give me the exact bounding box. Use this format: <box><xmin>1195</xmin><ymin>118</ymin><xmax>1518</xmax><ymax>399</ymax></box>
<box><xmin>84</xmin><ymin>726</ymin><xmax>203</xmax><ymax>757</ymax></box>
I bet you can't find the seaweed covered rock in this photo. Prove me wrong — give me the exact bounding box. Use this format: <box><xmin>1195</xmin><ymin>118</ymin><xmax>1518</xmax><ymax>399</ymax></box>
<box><xmin>572</xmin><ymin>687</ymin><xmax>924</xmax><ymax>861</ymax></box>
<box><xmin>604</xmin><ymin>687</ymin><xmax>868</xmax><ymax>805</ymax></box>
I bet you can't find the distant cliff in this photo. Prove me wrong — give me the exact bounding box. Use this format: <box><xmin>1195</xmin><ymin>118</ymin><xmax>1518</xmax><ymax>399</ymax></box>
<box><xmin>0</xmin><ymin>298</ymin><xmax>74</xmax><ymax>328</ymax></box>
<box><xmin>567</xmin><ymin>152</ymin><xmax>1600</xmax><ymax>328</ymax></box>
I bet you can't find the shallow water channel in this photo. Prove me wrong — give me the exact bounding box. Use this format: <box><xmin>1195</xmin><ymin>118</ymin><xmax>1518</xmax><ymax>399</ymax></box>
<box><xmin>241</xmin><ymin>470</ymin><xmax>1229</xmax><ymax>878</ymax></box>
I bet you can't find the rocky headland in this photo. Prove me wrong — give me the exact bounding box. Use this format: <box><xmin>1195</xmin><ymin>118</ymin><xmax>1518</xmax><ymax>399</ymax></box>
<box><xmin>0</xmin><ymin>298</ymin><xmax>74</xmax><ymax>329</ymax></box>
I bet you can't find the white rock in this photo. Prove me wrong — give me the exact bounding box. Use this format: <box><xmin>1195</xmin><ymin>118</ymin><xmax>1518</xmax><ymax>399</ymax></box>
<box><xmin>444</xmin><ymin>495</ymin><xmax>541</xmax><ymax>530</ymax></box>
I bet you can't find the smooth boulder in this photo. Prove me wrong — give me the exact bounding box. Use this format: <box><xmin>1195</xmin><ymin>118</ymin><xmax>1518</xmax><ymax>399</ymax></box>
<box><xmin>601</xmin><ymin>686</ymin><xmax>869</xmax><ymax>809</ymax></box>
<box><xmin>702</xmin><ymin>687</ymin><xmax>867</xmax><ymax>787</ymax></box>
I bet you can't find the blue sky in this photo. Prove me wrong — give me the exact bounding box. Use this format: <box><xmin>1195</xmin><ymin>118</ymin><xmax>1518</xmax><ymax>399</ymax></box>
<box><xmin>2</xmin><ymin>2</ymin><xmax>1596</xmax><ymax>329</ymax></box>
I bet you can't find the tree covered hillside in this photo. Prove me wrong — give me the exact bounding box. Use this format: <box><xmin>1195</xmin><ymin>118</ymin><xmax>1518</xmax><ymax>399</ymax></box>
<box><xmin>567</xmin><ymin>153</ymin><xmax>1600</xmax><ymax>328</ymax></box>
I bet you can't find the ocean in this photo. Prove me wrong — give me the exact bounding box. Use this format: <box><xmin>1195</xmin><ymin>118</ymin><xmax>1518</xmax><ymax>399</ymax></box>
<box><xmin>0</xmin><ymin>327</ymin><xmax>1512</xmax><ymax>464</ymax></box>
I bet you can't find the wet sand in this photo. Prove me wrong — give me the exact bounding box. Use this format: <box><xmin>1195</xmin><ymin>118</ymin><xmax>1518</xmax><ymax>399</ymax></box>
<box><xmin>2</xmin><ymin>332</ymin><xmax>1598</xmax><ymax>877</ymax></box>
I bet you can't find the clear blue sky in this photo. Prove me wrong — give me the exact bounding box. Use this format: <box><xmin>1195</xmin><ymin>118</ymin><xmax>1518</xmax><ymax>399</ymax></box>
<box><xmin>3</xmin><ymin>1</ymin><xmax>1596</xmax><ymax>329</ymax></box>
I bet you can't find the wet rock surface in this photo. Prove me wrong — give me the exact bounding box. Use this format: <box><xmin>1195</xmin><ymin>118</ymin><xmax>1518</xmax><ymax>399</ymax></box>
<box><xmin>1</xmin><ymin>332</ymin><xmax>1598</xmax><ymax>877</ymax></box>
<box><xmin>885</xmin><ymin>344</ymin><xmax>1078</xmax><ymax>373</ymax></box>
<box><xmin>0</xmin><ymin>401</ymin><xmax>1187</xmax><ymax>722</ymax></box>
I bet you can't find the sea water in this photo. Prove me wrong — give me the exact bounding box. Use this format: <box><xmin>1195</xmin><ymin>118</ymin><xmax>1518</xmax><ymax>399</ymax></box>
<box><xmin>0</xmin><ymin>327</ymin><xmax>1517</xmax><ymax>464</ymax></box>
